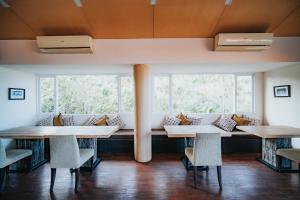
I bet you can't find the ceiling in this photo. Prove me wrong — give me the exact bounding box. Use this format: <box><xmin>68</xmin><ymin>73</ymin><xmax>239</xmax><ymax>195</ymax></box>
<box><xmin>0</xmin><ymin>0</ymin><xmax>300</xmax><ymax>39</ymax></box>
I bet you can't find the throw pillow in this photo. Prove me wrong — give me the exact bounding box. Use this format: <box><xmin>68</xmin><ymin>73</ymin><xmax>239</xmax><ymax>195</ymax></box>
<box><xmin>161</xmin><ymin>115</ymin><xmax>181</xmax><ymax>127</ymax></box>
<box><xmin>218</xmin><ymin>117</ymin><xmax>237</xmax><ymax>132</ymax></box>
<box><xmin>107</xmin><ymin>115</ymin><xmax>126</xmax><ymax>128</ymax></box>
<box><xmin>82</xmin><ymin>116</ymin><xmax>98</xmax><ymax>126</ymax></box>
<box><xmin>95</xmin><ymin>115</ymin><xmax>109</xmax><ymax>126</ymax></box>
<box><xmin>177</xmin><ymin>113</ymin><xmax>192</xmax><ymax>125</ymax></box>
<box><xmin>63</xmin><ymin>115</ymin><xmax>76</xmax><ymax>126</ymax></box>
<box><xmin>188</xmin><ymin>117</ymin><xmax>202</xmax><ymax>125</ymax></box>
<box><xmin>53</xmin><ymin>113</ymin><xmax>64</xmax><ymax>126</ymax></box>
<box><xmin>232</xmin><ymin>114</ymin><xmax>251</xmax><ymax>126</ymax></box>
<box><xmin>37</xmin><ymin>115</ymin><xmax>53</xmax><ymax>126</ymax></box>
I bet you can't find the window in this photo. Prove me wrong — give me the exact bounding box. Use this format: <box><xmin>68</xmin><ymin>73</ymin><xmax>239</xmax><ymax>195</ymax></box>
<box><xmin>236</xmin><ymin>75</ymin><xmax>253</xmax><ymax>113</ymax></box>
<box><xmin>39</xmin><ymin>75</ymin><xmax>133</xmax><ymax>114</ymax></box>
<box><xmin>121</xmin><ymin>76</ymin><xmax>134</xmax><ymax>112</ymax></box>
<box><xmin>153</xmin><ymin>76</ymin><xmax>170</xmax><ymax>112</ymax></box>
<box><xmin>153</xmin><ymin>74</ymin><xmax>253</xmax><ymax>114</ymax></box>
<box><xmin>40</xmin><ymin>77</ymin><xmax>55</xmax><ymax>113</ymax></box>
<box><xmin>172</xmin><ymin>74</ymin><xmax>235</xmax><ymax>113</ymax></box>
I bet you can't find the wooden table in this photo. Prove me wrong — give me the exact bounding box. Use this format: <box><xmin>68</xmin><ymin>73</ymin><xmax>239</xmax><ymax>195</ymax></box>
<box><xmin>164</xmin><ymin>125</ymin><xmax>230</xmax><ymax>170</ymax></box>
<box><xmin>237</xmin><ymin>126</ymin><xmax>300</xmax><ymax>172</ymax></box>
<box><xmin>0</xmin><ymin>126</ymin><xmax>119</xmax><ymax>171</ymax></box>
<box><xmin>164</xmin><ymin>125</ymin><xmax>231</xmax><ymax>138</ymax></box>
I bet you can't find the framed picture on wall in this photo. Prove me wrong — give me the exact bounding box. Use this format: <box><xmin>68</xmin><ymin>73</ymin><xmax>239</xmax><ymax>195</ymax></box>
<box><xmin>8</xmin><ymin>88</ymin><xmax>25</xmax><ymax>100</ymax></box>
<box><xmin>273</xmin><ymin>85</ymin><xmax>291</xmax><ymax>97</ymax></box>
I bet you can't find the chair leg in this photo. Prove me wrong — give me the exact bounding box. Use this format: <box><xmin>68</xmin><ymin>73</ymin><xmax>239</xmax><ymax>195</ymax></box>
<box><xmin>0</xmin><ymin>168</ymin><xmax>7</xmax><ymax>193</ymax></box>
<box><xmin>75</xmin><ymin>168</ymin><xmax>80</xmax><ymax>193</ymax></box>
<box><xmin>217</xmin><ymin>166</ymin><xmax>222</xmax><ymax>190</ymax></box>
<box><xmin>90</xmin><ymin>156</ymin><xmax>94</xmax><ymax>172</ymax></box>
<box><xmin>50</xmin><ymin>168</ymin><xmax>56</xmax><ymax>193</ymax></box>
<box><xmin>193</xmin><ymin>166</ymin><xmax>197</xmax><ymax>188</ymax></box>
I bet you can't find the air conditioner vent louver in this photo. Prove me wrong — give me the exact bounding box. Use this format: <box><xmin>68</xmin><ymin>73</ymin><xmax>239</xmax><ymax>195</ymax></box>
<box><xmin>214</xmin><ymin>33</ymin><xmax>273</xmax><ymax>51</ymax></box>
<box><xmin>36</xmin><ymin>35</ymin><xmax>93</xmax><ymax>54</ymax></box>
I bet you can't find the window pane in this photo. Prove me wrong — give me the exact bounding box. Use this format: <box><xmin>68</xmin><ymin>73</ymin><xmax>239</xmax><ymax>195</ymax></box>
<box><xmin>40</xmin><ymin>77</ymin><xmax>55</xmax><ymax>113</ymax></box>
<box><xmin>121</xmin><ymin>76</ymin><xmax>134</xmax><ymax>112</ymax></box>
<box><xmin>57</xmin><ymin>75</ymin><xmax>118</xmax><ymax>114</ymax></box>
<box><xmin>237</xmin><ymin>76</ymin><xmax>253</xmax><ymax>112</ymax></box>
<box><xmin>154</xmin><ymin>76</ymin><xmax>169</xmax><ymax>112</ymax></box>
<box><xmin>172</xmin><ymin>75</ymin><xmax>235</xmax><ymax>113</ymax></box>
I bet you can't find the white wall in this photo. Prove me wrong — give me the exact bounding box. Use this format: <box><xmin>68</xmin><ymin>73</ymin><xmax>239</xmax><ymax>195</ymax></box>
<box><xmin>1</xmin><ymin>38</ymin><xmax>300</xmax><ymax>65</ymax></box>
<box><xmin>264</xmin><ymin>64</ymin><xmax>300</xmax><ymax>148</ymax></box>
<box><xmin>0</xmin><ymin>67</ymin><xmax>37</xmax><ymax>148</ymax></box>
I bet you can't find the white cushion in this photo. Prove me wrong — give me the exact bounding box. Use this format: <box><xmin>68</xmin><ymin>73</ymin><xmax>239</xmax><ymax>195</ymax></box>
<box><xmin>79</xmin><ymin>149</ymin><xmax>94</xmax><ymax>166</ymax></box>
<box><xmin>187</xmin><ymin>117</ymin><xmax>202</xmax><ymax>125</ymax></box>
<box><xmin>82</xmin><ymin>116</ymin><xmax>98</xmax><ymax>126</ymax></box>
<box><xmin>63</xmin><ymin>115</ymin><xmax>76</xmax><ymax>126</ymax></box>
<box><xmin>185</xmin><ymin>147</ymin><xmax>194</xmax><ymax>165</ymax></box>
<box><xmin>37</xmin><ymin>115</ymin><xmax>53</xmax><ymax>126</ymax></box>
<box><xmin>277</xmin><ymin>148</ymin><xmax>300</xmax><ymax>163</ymax></box>
<box><xmin>0</xmin><ymin>149</ymin><xmax>32</xmax><ymax>168</ymax></box>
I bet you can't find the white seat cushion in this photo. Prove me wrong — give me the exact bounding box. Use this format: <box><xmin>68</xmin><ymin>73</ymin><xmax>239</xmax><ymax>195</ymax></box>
<box><xmin>0</xmin><ymin>149</ymin><xmax>32</xmax><ymax>168</ymax></box>
<box><xmin>79</xmin><ymin>149</ymin><xmax>94</xmax><ymax>166</ymax></box>
<box><xmin>277</xmin><ymin>149</ymin><xmax>300</xmax><ymax>163</ymax></box>
<box><xmin>185</xmin><ymin>147</ymin><xmax>194</xmax><ymax>165</ymax></box>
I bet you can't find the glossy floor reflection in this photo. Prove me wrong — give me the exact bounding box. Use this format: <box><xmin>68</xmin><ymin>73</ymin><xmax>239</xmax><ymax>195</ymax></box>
<box><xmin>1</xmin><ymin>153</ymin><xmax>299</xmax><ymax>200</ymax></box>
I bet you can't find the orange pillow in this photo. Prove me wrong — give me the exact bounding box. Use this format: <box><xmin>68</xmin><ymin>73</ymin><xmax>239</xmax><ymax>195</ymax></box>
<box><xmin>94</xmin><ymin>115</ymin><xmax>109</xmax><ymax>126</ymax></box>
<box><xmin>177</xmin><ymin>113</ymin><xmax>192</xmax><ymax>125</ymax></box>
<box><xmin>232</xmin><ymin>114</ymin><xmax>251</xmax><ymax>126</ymax></box>
<box><xmin>53</xmin><ymin>113</ymin><xmax>64</xmax><ymax>126</ymax></box>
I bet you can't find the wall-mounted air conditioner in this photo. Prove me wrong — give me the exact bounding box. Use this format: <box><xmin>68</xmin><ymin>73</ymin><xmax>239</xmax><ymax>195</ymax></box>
<box><xmin>36</xmin><ymin>35</ymin><xmax>93</xmax><ymax>53</ymax></box>
<box><xmin>214</xmin><ymin>33</ymin><xmax>273</xmax><ymax>51</ymax></box>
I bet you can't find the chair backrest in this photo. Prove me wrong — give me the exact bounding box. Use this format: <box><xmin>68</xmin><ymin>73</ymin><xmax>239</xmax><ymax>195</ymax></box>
<box><xmin>193</xmin><ymin>133</ymin><xmax>222</xmax><ymax>166</ymax></box>
<box><xmin>0</xmin><ymin>139</ymin><xmax>7</xmax><ymax>168</ymax></box>
<box><xmin>49</xmin><ymin>135</ymin><xmax>81</xmax><ymax>168</ymax></box>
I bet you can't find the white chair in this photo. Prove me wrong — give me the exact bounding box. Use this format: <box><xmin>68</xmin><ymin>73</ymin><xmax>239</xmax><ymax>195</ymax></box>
<box><xmin>185</xmin><ymin>133</ymin><xmax>222</xmax><ymax>189</ymax></box>
<box><xmin>0</xmin><ymin>139</ymin><xmax>32</xmax><ymax>192</ymax></box>
<box><xmin>49</xmin><ymin>135</ymin><xmax>94</xmax><ymax>193</ymax></box>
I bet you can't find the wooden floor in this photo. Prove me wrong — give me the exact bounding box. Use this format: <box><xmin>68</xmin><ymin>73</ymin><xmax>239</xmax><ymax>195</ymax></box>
<box><xmin>1</xmin><ymin>153</ymin><xmax>300</xmax><ymax>200</ymax></box>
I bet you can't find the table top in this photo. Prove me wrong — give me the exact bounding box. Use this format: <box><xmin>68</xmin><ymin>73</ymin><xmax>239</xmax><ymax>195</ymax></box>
<box><xmin>0</xmin><ymin>126</ymin><xmax>119</xmax><ymax>139</ymax></box>
<box><xmin>164</xmin><ymin>125</ymin><xmax>231</xmax><ymax>138</ymax></box>
<box><xmin>236</xmin><ymin>126</ymin><xmax>300</xmax><ymax>138</ymax></box>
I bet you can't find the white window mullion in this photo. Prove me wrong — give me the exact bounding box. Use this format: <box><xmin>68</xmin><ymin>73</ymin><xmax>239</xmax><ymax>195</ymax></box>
<box><xmin>234</xmin><ymin>75</ymin><xmax>237</xmax><ymax>114</ymax></box>
<box><xmin>117</xmin><ymin>75</ymin><xmax>122</xmax><ymax>113</ymax></box>
<box><xmin>54</xmin><ymin>76</ymin><xmax>59</xmax><ymax>114</ymax></box>
<box><xmin>169</xmin><ymin>74</ymin><xmax>172</xmax><ymax>114</ymax></box>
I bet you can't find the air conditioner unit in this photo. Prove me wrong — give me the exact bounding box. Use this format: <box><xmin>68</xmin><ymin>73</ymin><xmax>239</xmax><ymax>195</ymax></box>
<box><xmin>36</xmin><ymin>35</ymin><xmax>93</xmax><ymax>53</ymax></box>
<box><xmin>214</xmin><ymin>33</ymin><xmax>273</xmax><ymax>51</ymax></box>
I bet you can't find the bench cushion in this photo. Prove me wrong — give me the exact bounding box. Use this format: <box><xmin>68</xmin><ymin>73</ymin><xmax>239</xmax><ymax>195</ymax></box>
<box><xmin>277</xmin><ymin>149</ymin><xmax>300</xmax><ymax>163</ymax></box>
<box><xmin>0</xmin><ymin>149</ymin><xmax>32</xmax><ymax>168</ymax></box>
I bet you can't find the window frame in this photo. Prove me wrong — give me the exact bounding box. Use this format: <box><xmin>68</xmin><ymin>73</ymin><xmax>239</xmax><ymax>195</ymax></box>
<box><xmin>38</xmin><ymin>74</ymin><xmax>133</xmax><ymax>115</ymax></box>
<box><xmin>152</xmin><ymin>73</ymin><xmax>255</xmax><ymax>114</ymax></box>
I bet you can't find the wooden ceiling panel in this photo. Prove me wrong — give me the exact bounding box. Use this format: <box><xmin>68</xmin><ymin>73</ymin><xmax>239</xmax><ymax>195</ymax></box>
<box><xmin>0</xmin><ymin>7</ymin><xmax>35</xmax><ymax>39</ymax></box>
<box><xmin>213</xmin><ymin>0</ymin><xmax>300</xmax><ymax>35</ymax></box>
<box><xmin>6</xmin><ymin>0</ymin><xmax>91</xmax><ymax>36</ymax></box>
<box><xmin>81</xmin><ymin>0</ymin><xmax>153</xmax><ymax>38</ymax></box>
<box><xmin>274</xmin><ymin>5</ymin><xmax>300</xmax><ymax>36</ymax></box>
<box><xmin>154</xmin><ymin>0</ymin><xmax>225</xmax><ymax>38</ymax></box>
